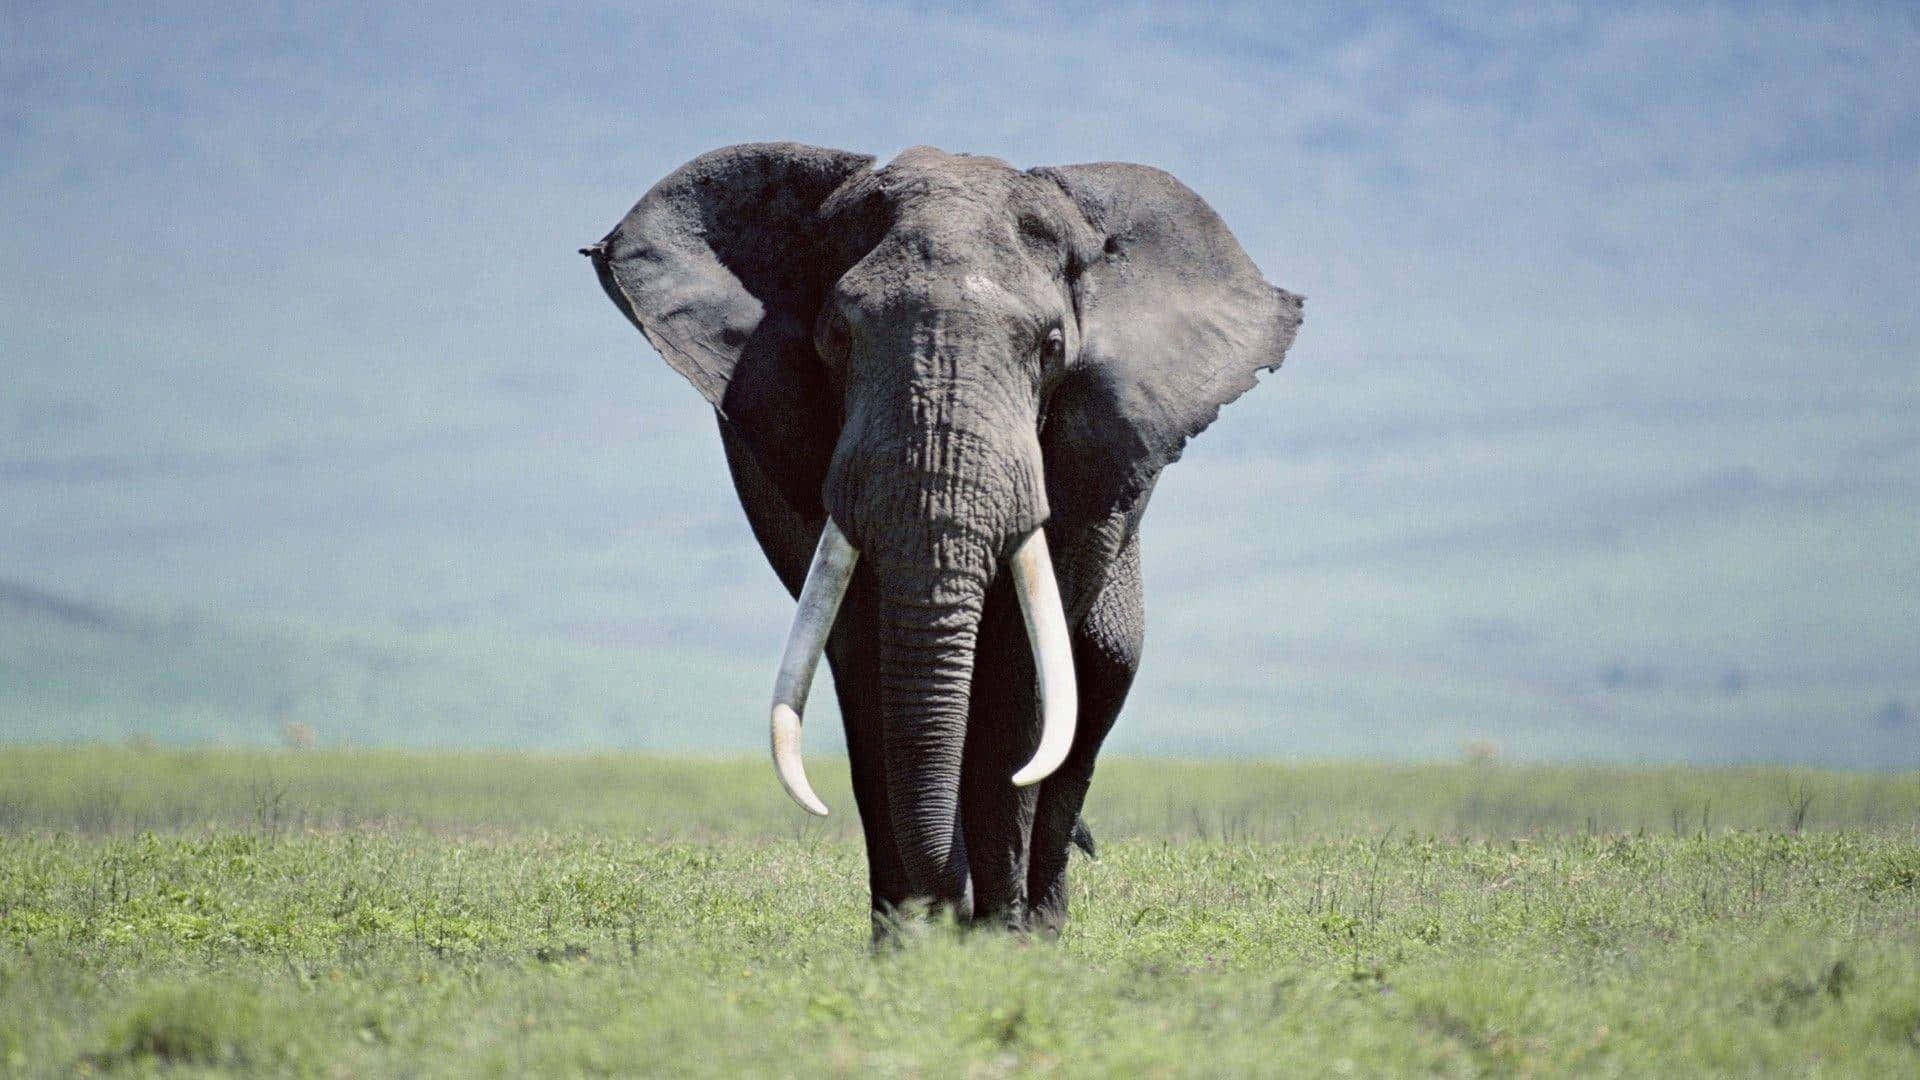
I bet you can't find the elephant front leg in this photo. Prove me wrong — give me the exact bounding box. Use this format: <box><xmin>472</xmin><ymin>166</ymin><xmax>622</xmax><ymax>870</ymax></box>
<box><xmin>826</xmin><ymin>601</ymin><xmax>915</xmax><ymax>942</ymax></box>
<box><xmin>1027</xmin><ymin>541</ymin><xmax>1142</xmax><ymax>935</ymax></box>
<box><xmin>959</xmin><ymin>578</ymin><xmax>1041</xmax><ymax>930</ymax></box>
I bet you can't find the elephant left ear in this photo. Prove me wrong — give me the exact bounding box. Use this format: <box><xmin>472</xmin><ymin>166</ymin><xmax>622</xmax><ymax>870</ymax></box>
<box><xmin>1032</xmin><ymin>163</ymin><xmax>1303</xmax><ymax>524</ymax></box>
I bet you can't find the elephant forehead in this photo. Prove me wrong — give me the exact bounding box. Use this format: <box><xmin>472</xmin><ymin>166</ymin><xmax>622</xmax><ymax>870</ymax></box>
<box><xmin>870</xmin><ymin>155</ymin><xmax>1063</xmax><ymax>230</ymax></box>
<box><xmin>836</xmin><ymin>259</ymin><xmax>1054</xmax><ymax>335</ymax></box>
<box><xmin>878</xmin><ymin>145</ymin><xmax>1018</xmax><ymax>191</ymax></box>
<box><xmin>962</xmin><ymin>273</ymin><xmax>1014</xmax><ymax>301</ymax></box>
<box><xmin>841</xmin><ymin>226</ymin><xmax>1040</xmax><ymax>299</ymax></box>
<box><xmin>823</xmin><ymin>150</ymin><xmax>1089</xmax><ymax>268</ymax></box>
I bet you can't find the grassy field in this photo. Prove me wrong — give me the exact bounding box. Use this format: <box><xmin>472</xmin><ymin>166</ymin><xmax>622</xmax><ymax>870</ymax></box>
<box><xmin>2</xmin><ymin>749</ymin><xmax>1918</xmax><ymax>1075</ymax></box>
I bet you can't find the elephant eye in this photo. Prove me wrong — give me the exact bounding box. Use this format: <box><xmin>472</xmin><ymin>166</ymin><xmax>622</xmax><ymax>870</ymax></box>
<box><xmin>816</xmin><ymin>311</ymin><xmax>851</xmax><ymax>369</ymax></box>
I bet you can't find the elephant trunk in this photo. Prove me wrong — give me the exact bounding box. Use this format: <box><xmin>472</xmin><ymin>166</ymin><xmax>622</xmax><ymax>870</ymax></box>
<box><xmin>873</xmin><ymin>559</ymin><xmax>989</xmax><ymax>904</ymax></box>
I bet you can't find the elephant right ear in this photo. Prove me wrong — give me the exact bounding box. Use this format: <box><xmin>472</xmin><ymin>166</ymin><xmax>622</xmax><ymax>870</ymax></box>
<box><xmin>587</xmin><ymin>143</ymin><xmax>875</xmax><ymax>516</ymax></box>
<box><xmin>1033</xmin><ymin>163</ymin><xmax>1302</xmax><ymax>527</ymax></box>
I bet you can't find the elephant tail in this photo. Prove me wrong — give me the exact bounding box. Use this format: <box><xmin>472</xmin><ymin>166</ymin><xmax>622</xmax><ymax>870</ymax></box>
<box><xmin>1070</xmin><ymin>817</ymin><xmax>1097</xmax><ymax>860</ymax></box>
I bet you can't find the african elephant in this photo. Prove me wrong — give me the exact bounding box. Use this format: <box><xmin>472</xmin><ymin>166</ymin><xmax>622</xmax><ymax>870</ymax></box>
<box><xmin>584</xmin><ymin>143</ymin><xmax>1302</xmax><ymax>936</ymax></box>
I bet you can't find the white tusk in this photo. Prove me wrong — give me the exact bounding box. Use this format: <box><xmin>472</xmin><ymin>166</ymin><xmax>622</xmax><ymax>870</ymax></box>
<box><xmin>1008</xmin><ymin>527</ymin><xmax>1078</xmax><ymax>787</ymax></box>
<box><xmin>769</xmin><ymin>519</ymin><xmax>859</xmax><ymax>816</ymax></box>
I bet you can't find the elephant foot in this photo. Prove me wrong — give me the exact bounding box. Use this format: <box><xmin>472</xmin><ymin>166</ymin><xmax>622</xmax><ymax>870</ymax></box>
<box><xmin>1027</xmin><ymin>898</ymin><xmax>1068</xmax><ymax>939</ymax></box>
<box><xmin>967</xmin><ymin>897</ymin><xmax>1030</xmax><ymax>935</ymax></box>
<box><xmin>868</xmin><ymin>895</ymin><xmax>972</xmax><ymax>948</ymax></box>
<box><xmin>1027</xmin><ymin>861</ymin><xmax>1074</xmax><ymax>938</ymax></box>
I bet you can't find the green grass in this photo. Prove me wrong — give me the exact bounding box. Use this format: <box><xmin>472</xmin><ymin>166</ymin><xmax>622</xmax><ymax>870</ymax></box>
<box><xmin>3</xmin><ymin>750</ymin><xmax>1918</xmax><ymax>1076</ymax></box>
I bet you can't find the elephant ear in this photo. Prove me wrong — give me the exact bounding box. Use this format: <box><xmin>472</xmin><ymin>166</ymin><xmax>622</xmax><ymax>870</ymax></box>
<box><xmin>1033</xmin><ymin>163</ymin><xmax>1304</xmax><ymax>525</ymax></box>
<box><xmin>588</xmin><ymin>142</ymin><xmax>875</xmax><ymax>516</ymax></box>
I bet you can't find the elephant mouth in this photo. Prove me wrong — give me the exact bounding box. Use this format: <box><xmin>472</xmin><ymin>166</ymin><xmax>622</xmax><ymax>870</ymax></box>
<box><xmin>764</xmin><ymin>518</ymin><xmax>1077</xmax><ymax>815</ymax></box>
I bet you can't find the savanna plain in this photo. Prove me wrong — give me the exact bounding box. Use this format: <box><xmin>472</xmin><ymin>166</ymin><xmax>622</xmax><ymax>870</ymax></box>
<box><xmin>2</xmin><ymin>749</ymin><xmax>1917</xmax><ymax>1076</ymax></box>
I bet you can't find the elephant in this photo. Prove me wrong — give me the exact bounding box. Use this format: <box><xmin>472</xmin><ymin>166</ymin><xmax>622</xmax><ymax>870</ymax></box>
<box><xmin>584</xmin><ymin>143</ymin><xmax>1302</xmax><ymax>936</ymax></box>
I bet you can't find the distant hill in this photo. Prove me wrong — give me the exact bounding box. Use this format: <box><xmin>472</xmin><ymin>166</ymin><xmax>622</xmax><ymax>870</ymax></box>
<box><xmin>0</xmin><ymin>580</ymin><xmax>774</xmax><ymax>752</ymax></box>
<box><xmin>6</xmin><ymin>341</ymin><xmax>1918</xmax><ymax>767</ymax></box>
<box><xmin>3</xmin><ymin>564</ymin><xmax>1913</xmax><ymax>769</ymax></box>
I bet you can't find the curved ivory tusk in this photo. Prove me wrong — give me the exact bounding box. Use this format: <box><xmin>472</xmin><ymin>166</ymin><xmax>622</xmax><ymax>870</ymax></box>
<box><xmin>1009</xmin><ymin>527</ymin><xmax>1078</xmax><ymax>787</ymax></box>
<box><xmin>769</xmin><ymin>520</ymin><xmax>860</xmax><ymax>816</ymax></box>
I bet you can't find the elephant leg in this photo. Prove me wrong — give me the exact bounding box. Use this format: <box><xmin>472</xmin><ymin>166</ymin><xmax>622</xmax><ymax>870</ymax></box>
<box><xmin>825</xmin><ymin>592</ymin><xmax>917</xmax><ymax>941</ymax></box>
<box><xmin>715</xmin><ymin>420</ymin><xmax>916</xmax><ymax>939</ymax></box>
<box><xmin>959</xmin><ymin>574</ymin><xmax>1041</xmax><ymax>930</ymax></box>
<box><xmin>1028</xmin><ymin>536</ymin><xmax>1143</xmax><ymax>935</ymax></box>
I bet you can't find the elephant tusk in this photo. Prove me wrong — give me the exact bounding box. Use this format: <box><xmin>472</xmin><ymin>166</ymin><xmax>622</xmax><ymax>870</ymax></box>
<box><xmin>769</xmin><ymin>519</ymin><xmax>860</xmax><ymax>816</ymax></box>
<box><xmin>1009</xmin><ymin>527</ymin><xmax>1078</xmax><ymax>787</ymax></box>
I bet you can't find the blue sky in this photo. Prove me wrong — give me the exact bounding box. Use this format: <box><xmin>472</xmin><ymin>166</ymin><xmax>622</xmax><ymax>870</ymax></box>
<box><xmin>8</xmin><ymin>1</ymin><xmax>1916</xmax><ymax>396</ymax></box>
<box><xmin>4</xmin><ymin>2</ymin><xmax>1917</xmax><ymax>759</ymax></box>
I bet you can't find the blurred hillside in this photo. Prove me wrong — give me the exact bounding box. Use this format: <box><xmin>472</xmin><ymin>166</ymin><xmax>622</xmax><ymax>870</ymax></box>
<box><xmin>6</xmin><ymin>345</ymin><xmax>1914</xmax><ymax>767</ymax></box>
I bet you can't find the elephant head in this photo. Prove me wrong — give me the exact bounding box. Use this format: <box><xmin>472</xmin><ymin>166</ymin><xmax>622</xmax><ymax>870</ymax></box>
<box><xmin>587</xmin><ymin>144</ymin><xmax>1300</xmax><ymax>901</ymax></box>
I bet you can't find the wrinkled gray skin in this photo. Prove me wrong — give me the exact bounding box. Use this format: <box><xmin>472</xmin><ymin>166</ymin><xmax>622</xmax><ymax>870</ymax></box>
<box><xmin>587</xmin><ymin>144</ymin><xmax>1301</xmax><ymax>936</ymax></box>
